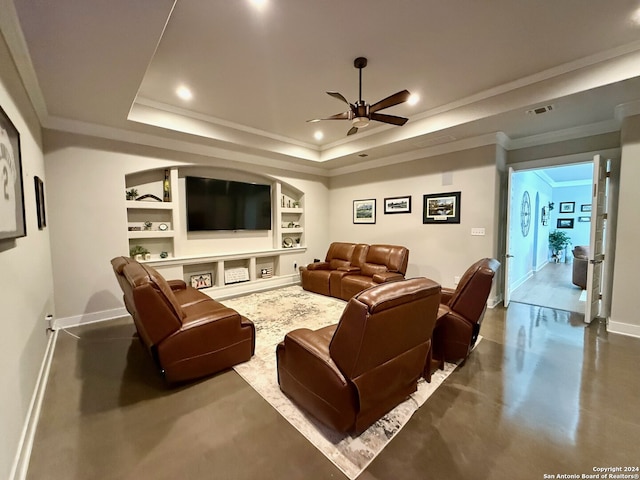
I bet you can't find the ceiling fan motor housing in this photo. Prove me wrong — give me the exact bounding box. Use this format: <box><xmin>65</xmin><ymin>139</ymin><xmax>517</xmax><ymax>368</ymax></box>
<box><xmin>353</xmin><ymin>101</ymin><xmax>370</xmax><ymax>128</ymax></box>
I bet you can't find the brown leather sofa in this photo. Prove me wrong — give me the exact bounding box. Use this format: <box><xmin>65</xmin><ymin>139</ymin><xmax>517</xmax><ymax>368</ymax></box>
<box><xmin>111</xmin><ymin>256</ymin><xmax>255</xmax><ymax>384</ymax></box>
<box><xmin>300</xmin><ymin>242</ymin><xmax>409</xmax><ymax>301</ymax></box>
<box><xmin>429</xmin><ymin>258</ymin><xmax>500</xmax><ymax>369</ymax></box>
<box><xmin>277</xmin><ymin>277</ymin><xmax>441</xmax><ymax>434</ymax></box>
<box><xmin>572</xmin><ymin>246</ymin><xmax>589</xmax><ymax>289</ymax></box>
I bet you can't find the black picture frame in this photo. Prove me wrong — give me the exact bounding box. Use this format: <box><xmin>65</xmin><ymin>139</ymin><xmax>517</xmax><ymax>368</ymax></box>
<box><xmin>34</xmin><ymin>176</ymin><xmax>46</xmax><ymax>229</ymax></box>
<box><xmin>423</xmin><ymin>191</ymin><xmax>461</xmax><ymax>224</ymax></box>
<box><xmin>353</xmin><ymin>199</ymin><xmax>376</xmax><ymax>224</ymax></box>
<box><xmin>557</xmin><ymin>218</ymin><xmax>574</xmax><ymax>229</ymax></box>
<box><xmin>581</xmin><ymin>204</ymin><xmax>592</xmax><ymax>212</ymax></box>
<box><xmin>578</xmin><ymin>216</ymin><xmax>591</xmax><ymax>223</ymax></box>
<box><xmin>384</xmin><ymin>196</ymin><xmax>412</xmax><ymax>214</ymax></box>
<box><xmin>559</xmin><ymin>201</ymin><xmax>575</xmax><ymax>213</ymax></box>
<box><xmin>0</xmin><ymin>105</ymin><xmax>26</xmax><ymax>240</ymax></box>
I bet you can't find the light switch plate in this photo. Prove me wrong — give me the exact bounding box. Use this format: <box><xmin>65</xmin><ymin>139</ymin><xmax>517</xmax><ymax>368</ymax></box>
<box><xmin>471</xmin><ymin>227</ymin><xmax>485</xmax><ymax>236</ymax></box>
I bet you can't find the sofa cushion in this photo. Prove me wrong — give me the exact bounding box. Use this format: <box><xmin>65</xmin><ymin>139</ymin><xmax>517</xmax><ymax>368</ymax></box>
<box><xmin>139</xmin><ymin>264</ymin><xmax>186</xmax><ymax>320</ymax></box>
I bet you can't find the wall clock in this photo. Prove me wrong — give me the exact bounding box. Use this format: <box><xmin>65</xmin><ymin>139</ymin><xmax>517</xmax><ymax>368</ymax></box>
<box><xmin>521</xmin><ymin>191</ymin><xmax>531</xmax><ymax>237</ymax></box>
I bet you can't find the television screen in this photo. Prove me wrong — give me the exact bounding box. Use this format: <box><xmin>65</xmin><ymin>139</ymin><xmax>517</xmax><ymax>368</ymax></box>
<box><xmin>185</xmin><ymin>176</ymin><xmax>272</xmax><ymax>231</ymax></box>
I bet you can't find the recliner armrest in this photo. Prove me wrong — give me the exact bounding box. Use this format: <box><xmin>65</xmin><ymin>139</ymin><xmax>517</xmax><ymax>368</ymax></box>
<box><xmin>307</xmin><ymin>261</ymin><xmax>330</xmax><ymax>271</ymax></box>
<box><xmin>337</xmin><ymin>266</ymin><xmax>361</xmax><ymax>273</ymax></box>
<box><xmin>167</xmin><ymin>279</ymin><xmax>187</xmax><ymax>291</ymax></box>
<box><xmin>372</xmin><ymin>271</ymin><xmax>404</xmax><ymax>283</ymax></box>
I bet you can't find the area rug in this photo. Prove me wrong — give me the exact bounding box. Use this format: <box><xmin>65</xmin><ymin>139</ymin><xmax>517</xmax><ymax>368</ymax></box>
<box><xmin>224</xmin><ymin>286</ymin><xmax>462</xmax><ymax>480</ymax></box>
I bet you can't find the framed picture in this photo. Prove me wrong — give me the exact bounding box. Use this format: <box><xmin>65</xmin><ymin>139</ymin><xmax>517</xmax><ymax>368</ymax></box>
<box><xmin>190</xmin><ymin>273</ymin><xmax>212</xmax><ymax>289</ymax></box>
<box><xmin>559</xmin><ymin>201</ymin><xmax>575</xmax><ymax>213</ymax></box>
<box><xmin>557</xmin><ymin>218</ymin><xmax>574</xmax><ymax>229</ymax></box>
<box><xmin>423</xmin><ymin>191</ymin><xmax>461</xmax><ymax>224</ymax></box>
<box><xmin>384</xmin><ymin>196</ymin><xmax>412</xmax><ymax>214</ymax></box>
<box><xmin>0</xmin><ymin>105</ymin><xmax>27</xmax><ymax>240</ymax></box>
<box><xmin>581</xmin><ymin>204</ymin><xmax>592</xmax><ymax>212</ymax></box>
<box><xmin>353</xmin><ymin>199</ymin><xmax>376</xmax><ymax>224</ymax></box>
<box><xmin>34</xmin><ymin>176</ymin><xmax>46</xmax><ymax>229</ymax></box>
<box><xmin>578</xmin><ymin>216</ymin><xmax>591</xmax><ymax>222</ymax></box>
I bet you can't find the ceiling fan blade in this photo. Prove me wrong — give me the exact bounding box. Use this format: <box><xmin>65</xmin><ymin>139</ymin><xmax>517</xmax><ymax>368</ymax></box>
<box><xmin>370</xmin><ymin>112</ymin><xmax>409</xmax><ymax>126</ymax></box>
<box><xmin>369</xmin><ymin>90</ymin><xmax>410</xmax><ymax>113</ymax></box>
<box><xmin>327</xmin><ymin>91</ymin><xmax>352</xmax><ymax>106</ymax></box>
<box><xmin>307</xmin><ymin>111</ymin><xmax>352</xmax><ymax>123</ymax></box>
<box><xmin>347</xmin><ymin>126</ymin><xmax>358</xmax><ymax>136</ymax></box>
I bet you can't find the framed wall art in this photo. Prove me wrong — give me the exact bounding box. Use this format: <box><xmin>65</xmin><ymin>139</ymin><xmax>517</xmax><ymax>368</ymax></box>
<box><xmin>559</xmin><ymin>201</ymin><xmax>575</xmax><ymax>213</ymax></box>
<box><xmin>0</xmin><ymin>105</ymin><xmax>26</xmax><ymax>240</ymax></box>
<box><xmin>578</xmin><ymin>216</ymin><xmax>591</xmax><ymax>223</ymax></box>
<box><xmin>423</xmin><ymin>191</ymin><xmax>461</xmax><ymax>224</ymax></box>
<box><xmin>557</xmin><ymin>218</ymin><xmax>574</xmax><ymax>229</ymax></box>
<box><xmin>353</xmin><ymin>199</ymin><xmax>376</xmax><ymax>224</ymax></box>
<box><xmin>34</xmin><ymin>176</ymin><xmax>46</xmax><ymax>229</ymax></box>
<box><xmin>384</xmin><ymin>196</ymin><xmax>411</xmax><ymax>214</ymax></box>
<box><xmin>581</xmin><ymin>204</ymin><xmax>592</xmax><ymax>212</ymax></box>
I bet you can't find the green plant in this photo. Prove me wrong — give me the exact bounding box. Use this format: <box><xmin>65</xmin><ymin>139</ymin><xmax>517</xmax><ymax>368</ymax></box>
<box><xmin>126</xmin><ymin>188</ymin><xmax>138</xmax><ymax>200</ymax></box>
<box><xmin>548</xmin><ymin>230</ymin><xmax>571</xmax><ymax>253</ymax></box>
<box><xmin>129</xmin><ymin>245</ymin><xmax>149</xmax><ymax>258</ymax></box>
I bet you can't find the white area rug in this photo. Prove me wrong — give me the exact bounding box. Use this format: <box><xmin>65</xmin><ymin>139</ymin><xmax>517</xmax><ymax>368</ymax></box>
<box><xmin>224</xmin><ymin>286</ymin><xmax>461</xmax><ymax>480</ymax></box>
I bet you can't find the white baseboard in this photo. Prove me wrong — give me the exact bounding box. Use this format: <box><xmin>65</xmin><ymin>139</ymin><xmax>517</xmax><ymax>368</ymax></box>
<box><xmin>608</xmin><ymin>321</ymin><xmax>640</xmax><ymax>339</ymax></box>
<box><xmin>487</xmin><ymin>293</ymin><xmax>503</xmax><ymax>308</ymax></box>
<box><xmin>52</xmin><ymin>275</ymin><xmax>301</xmax><ymax>329</ymax></box>
<box><xmin>10</xmin><ymin>329</ymin><xmax>58</xmax><ymax>480</ymax></box>
<box><xmin>510</xmin><ymin>271</ymin><xmax>534</xmax><ymax>293</ymax></box>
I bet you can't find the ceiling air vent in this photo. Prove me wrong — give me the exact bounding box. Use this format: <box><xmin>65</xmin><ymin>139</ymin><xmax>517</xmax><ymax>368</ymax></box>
<box><xmin>526</xmin><ymin>104</ymin><xmax>554</xmax><ymax>115</ymax></box>
<box><xmin>358</xmin><ymin>153</ymin><xmax>369</xmax><ymax>158</ymax></box>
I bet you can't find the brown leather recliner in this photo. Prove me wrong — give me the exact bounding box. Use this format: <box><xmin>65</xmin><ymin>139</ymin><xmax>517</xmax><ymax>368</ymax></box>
<box><xmin>300</xmin><ymin>242</ymin><xmax>358</xmax><ymax>296</ymax></box>
<box><xmin>111</xmin><ymin>257</ymin><xmax>255</xmax><ymax>383</ymax></box>
<box><xmin>276</xmin><ymin>277</ymin><xmax>441</xmax><ymax>434</ymax></box>
<box><xmin>572</xmin><ymin>246</ymin><xmax>589</xmax><ymax>289</ymax></box>
<box><xmin>430</xmin><ymin>258</ymin><xmax>500</xmax><ymax>366</ymax></box>
<box><xmin>338</xmin><ymin>244</ymin><xmax>409</xmax><ymax>300</ymax></box>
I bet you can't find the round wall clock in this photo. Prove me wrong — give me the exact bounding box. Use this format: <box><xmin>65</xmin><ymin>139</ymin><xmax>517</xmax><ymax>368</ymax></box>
<box><xmin>158</xmin><ymin>223</ymin><xmax>168</xmax><ymax>231</ymax></box>
<box><xmin>521</xmin><ymin>191</ymin><xmax>531</xmax><ymax>237</ymax></box>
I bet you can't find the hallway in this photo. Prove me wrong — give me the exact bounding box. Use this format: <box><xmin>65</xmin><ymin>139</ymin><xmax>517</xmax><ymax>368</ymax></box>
<box><xmin>510</xmin><ymin>262</ymin><xmax>585</xmax><ymax>314</ymax></box>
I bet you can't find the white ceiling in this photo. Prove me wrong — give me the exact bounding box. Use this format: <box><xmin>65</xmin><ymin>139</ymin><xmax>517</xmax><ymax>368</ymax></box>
<box><xmin>8</xmin><ymin>0</ymin><xmax>640</xmax><ymax>174</ymax></box>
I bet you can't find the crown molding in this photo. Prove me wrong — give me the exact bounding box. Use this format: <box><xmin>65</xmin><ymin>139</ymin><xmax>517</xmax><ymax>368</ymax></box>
<box><xmin>506</xmin><ymin>119</ymin><xmax>620</xmax><ymax>150</ymax></box>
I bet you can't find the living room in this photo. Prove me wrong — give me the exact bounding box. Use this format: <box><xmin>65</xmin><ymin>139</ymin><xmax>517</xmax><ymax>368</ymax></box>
<box><xmin>2</xmin><ymin>2</ymin><xmax>640</xmax><ymax>479</ymax></box>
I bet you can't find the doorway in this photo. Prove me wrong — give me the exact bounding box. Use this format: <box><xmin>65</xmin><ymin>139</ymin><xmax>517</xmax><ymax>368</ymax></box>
<box><xmin>506</xmin><ymin>162</ymin><xmax>594</xmax><ymax>313</ymax></box>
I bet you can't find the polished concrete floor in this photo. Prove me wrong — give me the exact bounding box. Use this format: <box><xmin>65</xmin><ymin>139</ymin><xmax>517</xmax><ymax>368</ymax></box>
<box><xmin>510</xmin><ymin>262</ymin><xmax>585</xmax><ymax>313</ymax></box>
<box><xmin>27</xmin><ymin>302</ymin><xmax>640</xmax><ymax>479</ymax></box>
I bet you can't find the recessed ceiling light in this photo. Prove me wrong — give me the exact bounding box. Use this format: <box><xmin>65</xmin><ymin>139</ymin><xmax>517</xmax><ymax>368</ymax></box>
<box><xmin>249</xmin><ymin>0</ymin><xmax>268</xmax><ymax>10</ymax></box>
<box><xmin>407</xmin><ymin>94</ymin><xmax>420</xmax><ymax>106</ymax></box>
<box><xmin>314</xmin><ymin>131</ymin><xmax>324</xmax><ymax>141</ymax></box>
<box><xmin>176</xmin><ymin>86</ymin><xmax>193</xmax><ymax>101</ymax></box>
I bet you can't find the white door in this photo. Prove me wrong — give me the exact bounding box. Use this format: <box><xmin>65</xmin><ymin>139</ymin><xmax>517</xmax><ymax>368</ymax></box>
<box><xmin>585</xmin><ymin>155</ymin><xmax>608</xmax><ymax>323</ymax></box>
<box><xmin>504</xmin><ymin>167</ymin><xmax>514</xmax><ymax>307</ymax></box>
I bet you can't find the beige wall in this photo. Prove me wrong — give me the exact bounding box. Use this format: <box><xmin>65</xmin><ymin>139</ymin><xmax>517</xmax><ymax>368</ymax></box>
<box><xmin>0</xmin><ymin>32</ymin><xmax>54</xmax><ymax>479</ymax></box>
<box><xmin>610</xmin><ymin>115</ymin><xmax>640</xmax><ymax>336</ymax></box>
<box><xmin>43</xmin><ymin>131</ymin><xmax>331</xmax><ymax>322</ymax></box>
<box><xmin>329</xmin><ymin>145</ymin><xmax>501</xmax><ymax>303</ymax></box>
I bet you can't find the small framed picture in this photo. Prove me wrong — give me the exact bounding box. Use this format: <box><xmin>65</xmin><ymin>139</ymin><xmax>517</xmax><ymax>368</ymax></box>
<box><xmin>384</xmin><ymin>196</ymin><xmax>412</xmax><ymax>214</ymax></box>
<box><xmin>353</xmin><ymin>199</ymin><xmax>376</xmax><ymax>224</ymax></box>
<box><xmin>190</xmin><ymin>273</ymin><xmax>212</xmax><ymax>289</ymax></box>
<box><xmin>34</xmin><ymin>176</ymin><xmax>46</xmax><ymax>229</ymax></box>
<box><xmin>557</xmin><ymin>218</ymin><xmax>574</xmax><ymax>229</ymax></box>
<box><xmin>581</xmin><ymin>204</ymin><xmax>592</xmax><ymax>212</ymax></box>
<box><xmin>423</xmin><ymin>191</ymin><xmax>461</xmax><ymax>224</ymax></box>
<box><xmin>559</xmin><ymin>202</ymin><xmax>575</xmax><ymax>213</ymax></box>
<box><xmin>578</xmin><ymin>216</ymin><xmax>591</xmax><ymax>222</ymax></box>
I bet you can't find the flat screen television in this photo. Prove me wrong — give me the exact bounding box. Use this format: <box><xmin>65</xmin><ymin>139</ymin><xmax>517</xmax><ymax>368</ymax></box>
<box><xmin>185</xmin><ymin>176</ymin><xmax>272</xmax><ymax>231</ymax></box>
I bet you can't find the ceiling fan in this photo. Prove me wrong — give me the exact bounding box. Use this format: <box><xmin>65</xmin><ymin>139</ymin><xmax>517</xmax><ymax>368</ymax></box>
<box><xmin>308</xmin><ymin>57</ymin><xmax>410</xmax><ymax>136</ymax></box>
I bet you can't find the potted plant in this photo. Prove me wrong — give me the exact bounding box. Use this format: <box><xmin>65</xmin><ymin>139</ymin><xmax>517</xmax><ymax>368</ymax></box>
<box><xmin>129</xmin><ymin>245</ymin><xmax>150</xmax><ymax>261</ymax></box>
<box><xmin>126</xmin><ymin>188</ymin><xmax>138</xmax><ymax>200</ymax></box>
<box><xmin>549</xmin><ymin>230</ymin><xmax>571</xmax><ymax>263</ymax></box>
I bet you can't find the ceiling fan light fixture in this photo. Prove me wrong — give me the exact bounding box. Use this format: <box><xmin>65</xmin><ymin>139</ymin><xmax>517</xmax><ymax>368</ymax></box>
<box><xmin>352</xmin><ymin>117</ymin><xmax>370</xmax><ymax>128</ymax></box>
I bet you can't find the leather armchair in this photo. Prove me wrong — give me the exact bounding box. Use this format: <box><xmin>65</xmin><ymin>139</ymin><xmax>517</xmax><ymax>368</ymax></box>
<box><xmin>430</xmin><ymin>258</ymin><xmax>500</xmax><ymax>366</ymax></box>
<box><xmin>276</xmin><ymin>277</ymin><xmax>441</xmax><ymax>434</ymax></box>
<box><xmin>572</xmin><ymin>246</ymin><xmax>589</xmax><ymax>289</ymax></box>
<box><xmin>300</xmin><ymin>242</ymin><xmax>358</xmax><ymax>296</ymax></box>
<box><xmin>111</xmin><ymin>257</ymin><xmax>255</xmax><ymax>383</ymax></box>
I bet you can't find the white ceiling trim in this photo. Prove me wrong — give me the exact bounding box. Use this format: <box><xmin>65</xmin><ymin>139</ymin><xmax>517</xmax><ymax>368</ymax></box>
<box><xmin>506</xmin><ymin>119</ymin><xmax>620</xmax><ymax>150</ymax></box>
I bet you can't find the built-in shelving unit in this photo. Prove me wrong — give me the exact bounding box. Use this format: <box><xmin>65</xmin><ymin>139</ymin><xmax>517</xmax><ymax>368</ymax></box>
<box><xmin>123</xmin><ymin>167</ymin><xmax>307</xmax><ymax>297</ymax></box>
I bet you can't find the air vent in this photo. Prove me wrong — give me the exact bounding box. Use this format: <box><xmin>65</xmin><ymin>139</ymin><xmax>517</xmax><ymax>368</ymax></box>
<box><xmin>526</xmin><ymin>104</ymin><xmax>554</xmax><ymax>115</ymax></box>
<box><xmin>358</xmin><ymin>153</ymin><xmax>368</xmax><ymax>158</ymax></box>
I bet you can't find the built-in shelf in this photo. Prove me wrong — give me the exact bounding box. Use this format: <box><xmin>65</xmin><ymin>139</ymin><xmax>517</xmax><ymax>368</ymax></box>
<box><xmin>126</xmin><ymin>200</ymin><xmax>173</xmax><ymax>210</ymax></box>
<box><xmin>128</xmin><ymin>230</ymin><xmax>174</xmax><ymax>239</ymax></box>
